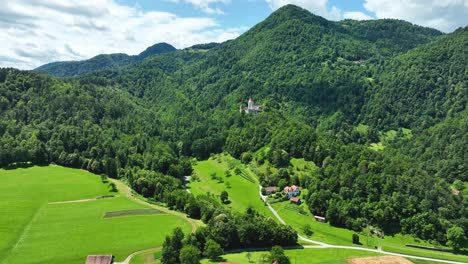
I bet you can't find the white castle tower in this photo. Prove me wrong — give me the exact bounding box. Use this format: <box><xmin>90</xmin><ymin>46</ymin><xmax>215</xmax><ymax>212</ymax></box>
<box><xmin>240</xmin><ymin>98</ymin><xmax>262</xmax><ymax>114</ymax></box>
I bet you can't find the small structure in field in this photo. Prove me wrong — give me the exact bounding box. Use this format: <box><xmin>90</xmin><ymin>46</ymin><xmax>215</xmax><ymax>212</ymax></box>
<box><xmin>85</xmin><ymin>255</ymin><xmax>113</xmax><ymax>264</ymax></box>
<box><xmin>283</xmin><ymin>185</ymin><xmax>300</xmax><ymax>198</ymax></box>
<box><xmin>290</xmin><ymin>197</ymin><xmax>301</xmax><ymax>204</ymax></box>
<box><xmin>314</xmin><ymin>215</ymin><xmax>326</xmax><ymax>223</ymax></box>
<box><xmin>240</xmin><ymin>98</ymin><xmax>262</xmax><ymax>114</ymax></box>
<box><xmin>265</xmin><ymin>186</ymin><xmax>277</xmax><ymax>194</ymax></box>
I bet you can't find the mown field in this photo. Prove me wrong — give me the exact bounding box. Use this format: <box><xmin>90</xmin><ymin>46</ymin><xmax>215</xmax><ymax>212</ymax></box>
<box><xmin>188</xmin><ymin>154</ymin><xmax>274</xmax><ymax>217</ymax></box>
<box><xmin>201</xmin><ymin>248</ymin><xmax>383</xmax><ymax>264</ymax></box>
<box><xmin>0</xmin><ymin>165</ymin><xmax>191</xmax><ymax>264</ymax></box>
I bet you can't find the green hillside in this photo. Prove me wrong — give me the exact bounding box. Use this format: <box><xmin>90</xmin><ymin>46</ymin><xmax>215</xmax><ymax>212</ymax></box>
<box><xmin>1</xmin><ymin>4</ymin><xmax>467</xmax><ymax>255</ymax></box>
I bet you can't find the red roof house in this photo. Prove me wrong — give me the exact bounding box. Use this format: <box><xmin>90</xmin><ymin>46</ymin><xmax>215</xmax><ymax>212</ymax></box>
<box><xmin>265</xmin><ymin>186</ymin><xmax>277</xmax><ymax>194</ymax></box>
<box><xmin>290</xmin><ymin>197</ymin><xmax>301</xmax><ymax>204</ymax></box>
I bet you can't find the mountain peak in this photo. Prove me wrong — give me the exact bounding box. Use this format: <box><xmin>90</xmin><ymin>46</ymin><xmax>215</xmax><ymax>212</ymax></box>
<box><xmin>137</xmin><ymin>43</ymin><xmax>176</xmax><ymax>59</ymax></box>
<box><xmin>247</xmin><ymin>4</ymin><xmax>330</xmax><ymax>34</ymax></box>
<box><xmin>270</xmin><ymin>4</ymin><xmax>328</xmax><ymax>24</ymax></box>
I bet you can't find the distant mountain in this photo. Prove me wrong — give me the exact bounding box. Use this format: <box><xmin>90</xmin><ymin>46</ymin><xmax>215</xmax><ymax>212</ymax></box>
<box><xmin>35</xmin><ymin>42</ymin><xmax>176</xmax><ymax>77</ymax></box>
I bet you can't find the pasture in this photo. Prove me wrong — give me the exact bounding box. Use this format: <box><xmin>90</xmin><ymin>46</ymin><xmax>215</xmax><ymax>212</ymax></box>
<box><xmin>200</xmin><ymin>248</ymin><xmax>383</xmax><ymax>264</ymax></box>
<box><xmin>188</xmin><ymin>154</ymin><xmax>273</xmax><ymax>217</ymax></box>
<box><xmin>0</xmin><ymin>165</ymin><xmax>191</xmax><ymax>264</ymax></box>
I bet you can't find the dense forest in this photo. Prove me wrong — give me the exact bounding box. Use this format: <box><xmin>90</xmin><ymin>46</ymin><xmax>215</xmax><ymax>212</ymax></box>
<box><xmin>1</xmin><ymin>4</ymin><xmax>466</xmax><ymax>248</ymax></box>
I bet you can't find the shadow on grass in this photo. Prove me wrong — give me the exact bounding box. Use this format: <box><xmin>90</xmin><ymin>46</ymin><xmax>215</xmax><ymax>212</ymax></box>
<box><xmin>208</xmin><ymin>256</ymin><xmax>227</xmax><ymax>263</ymax></box>
<box><xmin>2</xmin><ymin>162</ymin><xmax>54</xmax><ymax>170</ymax></box>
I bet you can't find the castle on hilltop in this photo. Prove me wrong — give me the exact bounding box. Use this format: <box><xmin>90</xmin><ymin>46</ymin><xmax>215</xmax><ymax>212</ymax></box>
<box><xmin>240</xmin><ymin>98</ymin><xmax>262</xmax><ymax>114</ymax></box>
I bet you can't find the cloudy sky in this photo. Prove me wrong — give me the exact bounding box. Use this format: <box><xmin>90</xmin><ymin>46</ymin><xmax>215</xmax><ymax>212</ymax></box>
<box><xmin>1</xmin><ymin>0</ymin><xmax>467</xmax><ymax>69</ymax></box>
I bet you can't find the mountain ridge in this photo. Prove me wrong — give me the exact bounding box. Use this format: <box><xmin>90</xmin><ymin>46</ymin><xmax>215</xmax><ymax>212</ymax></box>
<box><xmin>35</xmin><ymin>42</ymin><xmax>176</xmax><ymax>77</ymax></box>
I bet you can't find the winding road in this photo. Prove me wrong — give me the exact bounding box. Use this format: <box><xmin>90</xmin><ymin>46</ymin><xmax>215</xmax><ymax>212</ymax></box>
<box><xmin>259</xmin><ymin>185</ymin><xmax>467</xmax><ymax>264</ymax></box>
<box><xmin>113</xmin><ymin>182</ymin><xmax>467</xmax><ymax>264</ymax></box>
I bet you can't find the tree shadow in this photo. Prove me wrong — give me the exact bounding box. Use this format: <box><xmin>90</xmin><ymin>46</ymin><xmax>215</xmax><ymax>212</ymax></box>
<box><xmin>3</xmin><ymin>162</ymin><xmax>35</xmax><ymax>170</ymax></box>
<box><xmin>208</xmin><ymin>256</ymin><xmax>227</xmax><ymax>263</ymax></box>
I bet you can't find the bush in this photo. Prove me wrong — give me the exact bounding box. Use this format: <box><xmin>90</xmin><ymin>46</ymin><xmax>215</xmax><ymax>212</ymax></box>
<box><xmin>352</xmin><ymin>233</ymin><xmax>360</xmax><ymax>244</ymax></box>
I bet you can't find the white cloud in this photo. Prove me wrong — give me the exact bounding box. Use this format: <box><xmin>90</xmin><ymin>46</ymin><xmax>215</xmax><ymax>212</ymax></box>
<box><xmin>265</xmin><ymin>0</ymin><xmax>342</xmax><ymax>20</ymax></box>
<box><xmin>165</xmin><ymin>0</ymin><xmax>230</xmax><ymax>14</ymax></box>
<box><xmin>0</xmin><ymin>0</ymin><xmax>242</xmax><ymax>69</ymax></box>
<box><xmin>343</xmin><ymin>11</ymin><xmax>373</xmax><ymax>20</ymax></box>
<box><xmin>364</xmin><ymin>0</ymin><xmax>468</xmax><ymax>32</ymax></box>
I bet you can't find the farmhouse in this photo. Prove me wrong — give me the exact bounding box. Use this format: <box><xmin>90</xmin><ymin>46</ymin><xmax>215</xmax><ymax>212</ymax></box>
<box><xmin>85</xmin><ymin>255</ymin><xmax>113</xmax><ymax>264</ymax></box>
<box><xmin>265</xmin><ymin>186</ymin><xmax>277</xmax><ymax>194</ymax></box>
<box><xmin>290</xmin><ymin>197</ymin><xmax>301</xmax><ymax>204</ymax></box>
<box><xmin>240</xmin><ymin>98</ymin><xmax>262</xmax><ymax>114</ymax></box>
<box><xmin>283</xmin><ymin>185</ymin><xmax>300</xmax><ymax>198</ymax></box>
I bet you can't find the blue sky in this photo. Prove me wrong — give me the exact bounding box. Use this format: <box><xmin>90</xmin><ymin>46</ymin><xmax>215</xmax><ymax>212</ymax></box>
<box><xmin>118</xmin><ymin>0</ymin><xmax>375</xmax><ymax>29</ymax></box>
<box><xmin>0</xmin><ymin>0</ymin><xmax>467</xmax><ymax>69</ymax></box>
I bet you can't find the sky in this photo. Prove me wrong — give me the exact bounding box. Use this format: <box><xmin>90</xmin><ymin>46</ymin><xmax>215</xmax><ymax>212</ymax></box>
<box><xmin>1</xmin><ymin>0</ymin><xmax>467</xmax><ymax>69</ymax></box>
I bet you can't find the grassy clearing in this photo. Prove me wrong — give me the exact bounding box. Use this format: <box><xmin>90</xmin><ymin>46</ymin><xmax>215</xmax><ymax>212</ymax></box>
<box><xmin>103</xmin><ymin>208</ymin><xmax>165</xmax><ymax>218</ymax></box>
<box><xmin>0</xmin><ymin>165</ymin><xmax>191</xmax><ymax>264</ymax></box>
<box><xmin>188</xmin><ymin>154</ymin><xmax>273</xmax><ymax>217</ymax></box>
<box><xmin>201</xmin><ymin>248</ymin><xmax>382</xmax><ymax>264</ymax></box>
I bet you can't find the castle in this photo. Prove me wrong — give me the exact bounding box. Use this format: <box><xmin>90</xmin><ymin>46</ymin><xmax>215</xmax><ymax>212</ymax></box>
<box><xmin>240</xmin><ymin>98</ymin><xmax>262</xmax><ymax>114</ymax></box>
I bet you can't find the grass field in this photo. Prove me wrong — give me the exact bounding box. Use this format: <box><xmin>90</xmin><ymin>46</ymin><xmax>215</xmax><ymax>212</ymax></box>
<box><xmin>200</xmin><ymin>248</ymin><xmax>383</xmax><ymax>264</ymax></box>
<box><xmin>188</xmin><ymin>154</ymin><xmax>274</xmax><ymax>217</ymax></box>
<box><xmin>271</xmin><ymin>201</ymin><xmax>468</xmax><ymax>263</ymax></box>
<box><xmin>0</xmin><ymin>165</ymin><xmax>191</xmax><ymax>264</ymax></box>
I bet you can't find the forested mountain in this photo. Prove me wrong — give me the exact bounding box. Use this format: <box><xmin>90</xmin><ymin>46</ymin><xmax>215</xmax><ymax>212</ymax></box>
<box><xmin>1</xmin><ymin>4</ymin><xmax>467</xmax><ymax>247</ymax></box>
<box><xmin>35</xmin><ymin>42</ymin><xmax>176</xmax><ymax>77</ymax></box>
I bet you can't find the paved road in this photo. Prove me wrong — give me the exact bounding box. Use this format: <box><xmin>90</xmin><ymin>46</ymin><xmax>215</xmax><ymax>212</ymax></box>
<box><xmin>259</xmin><ymin>185</ymin><xmax>467</xmax><ymax>264</ymax></box>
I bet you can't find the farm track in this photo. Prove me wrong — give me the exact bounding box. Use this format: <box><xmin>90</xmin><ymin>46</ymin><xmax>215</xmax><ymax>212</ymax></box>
<box><xmin>114</xmin><ymin>247</ymin><xmax>162</xmax><ymax>264</ymax></box>
<box><xmin>1</xmin><ymin>205</ymin><xmax>45</xmax><ymax>263</ymax></box>
<box><xmin>47</xmin><ymin>195</ymin><xmax>119</xmax><ymax>204</ymax></box>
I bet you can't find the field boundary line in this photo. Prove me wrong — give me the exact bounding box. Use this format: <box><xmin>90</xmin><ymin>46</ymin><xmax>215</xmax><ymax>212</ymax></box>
<box><xmin>48</xmin><ymin>195</ymin><xmax>119</xmax><ymax>204</ymax></box>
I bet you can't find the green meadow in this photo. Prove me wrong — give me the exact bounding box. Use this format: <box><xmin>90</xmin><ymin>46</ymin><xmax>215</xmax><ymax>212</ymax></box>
<box><xmin>0</xmin><ymin>165</ymin><xmax>191</xmax><ymax>264</ymax></box>
<box><xmin>200</xmin><ymin>248</ymin><xmax>383</xmax><ymax>264</ymax></box>
<box><xmin>272</xmin><ymin>201</ymin><xmax>468</xmax><ymax>262</ymax></box>
<box><xmin>188</xmin><ymin>154</ymin><xmax>273</xmax><ymax>218</ymax></box>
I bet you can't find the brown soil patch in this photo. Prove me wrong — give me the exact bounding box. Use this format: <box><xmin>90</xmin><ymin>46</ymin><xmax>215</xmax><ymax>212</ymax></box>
<box><xmin>347</xmin><ymin>256</ymin><xmax>414</xmax><ymax>264</ymax></box>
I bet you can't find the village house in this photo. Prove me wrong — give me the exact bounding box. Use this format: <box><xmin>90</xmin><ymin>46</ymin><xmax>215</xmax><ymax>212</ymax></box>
<box><xmin>283</xmin><ymin>185</ymin><xmax>300</xmax><ymax>198</ymax></box>
<box><xmin>240</xmin><ymin>98</ymin><xmax>262</xmax><ymax>114</ymax></box>
<box><xmin>265</xmin><ymin>186</ymin><xmax>277</xmax><ymax>195</ymax></box>
<box><xmin>290</xmin><ymin>197</ymin><xmax>301</xmax><ymax>204</ymax></box>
